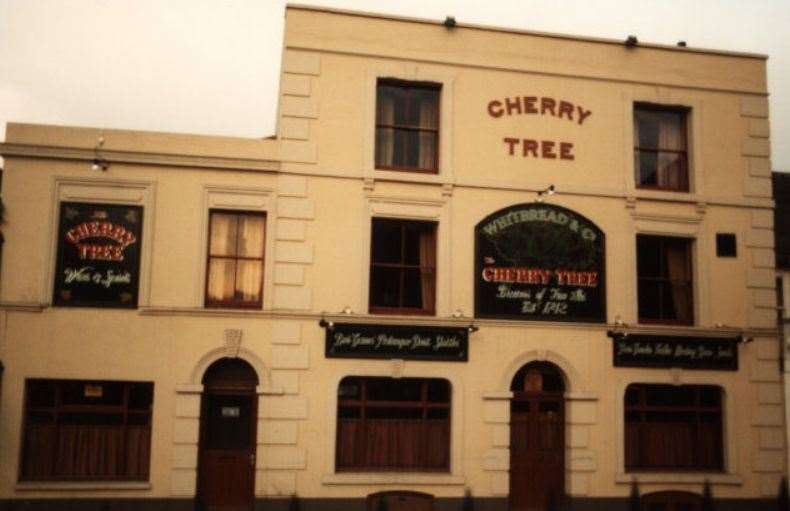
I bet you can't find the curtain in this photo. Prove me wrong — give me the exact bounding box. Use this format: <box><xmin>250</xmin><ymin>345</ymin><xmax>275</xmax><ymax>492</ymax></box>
<box><xmin>419</xmin><ymin>230</ymin><xmax>436</xmax><ymax>310</ymax></box>
<box><xmin>666</xmin><ymin>243</ymin><xmax>691</xmax><ymax>322</ymax></box>
<box><xmin>376</xmin><ymin>93</ymin><xmax>395</xmax><ymax>167</ymax></box>
<box><xmin>236</xmin><ymin>215</ymin><xmax>265</xmax><ymax>302</ymax></box>
<box><xmin>657</xmin><ymin>115</ymin><xmax>683</xmax><ymax>189</ymax></box>
<box><xmin>208</xmin><ymin>214</ymin><xmax>237</xmax><ymax>302</ymax></box>
<box><xmin>418</xmin><ymin>96</ymin><xmax>437</xmax><ymax>169</ymax></box>
<box><xmin>54</xmin><ymin>426</ymin><xmax>125</xmax><ymax>478</ymax></box>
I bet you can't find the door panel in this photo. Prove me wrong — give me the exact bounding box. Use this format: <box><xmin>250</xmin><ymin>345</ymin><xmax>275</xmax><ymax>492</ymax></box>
<box><xmin>510</xmin><ymin>395</ymin><xmax>565</xmax><ymax>511</ymax></box>
<box><xmin>198</xmin><ymin>392</ymin><xmax>257</xmax><ymax>511</ymax></box>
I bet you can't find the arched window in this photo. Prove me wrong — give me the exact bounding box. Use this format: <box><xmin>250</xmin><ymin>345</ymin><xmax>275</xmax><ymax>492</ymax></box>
<box><xmin>336</xmin><ymin>376</ymin><xmax>450</xmax><ymax>471</ymax></box>
<box><xmin>625</xmin><ymin>384</ymin><xmax>723</xmax><ymax>471</ymax></box>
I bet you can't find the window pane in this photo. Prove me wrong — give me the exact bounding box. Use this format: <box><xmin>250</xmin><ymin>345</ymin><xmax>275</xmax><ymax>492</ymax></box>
<box><xmin>235</xmin><ymin>260</ymin><xmax>263</xmax><ymax>303</ymax></box>
<box><xmin>207</xmin><ymin>258</ymin><xmax>236</xmax><ymax>302</ymax></box>
<box><xmin>427</xmin><ymin>380</ymin><xmax>450</xmax><ymax>403</ymax></box>
<box><xmin>375</xmin><ymin>128</ymin><xmax>395</xmax><ymax>168</ymax></box>
<box><xmin>372</xmin><ymin>220</ymin><xmax>402</xmax><ymax>264</ymax></box>
<box><xmin>638</xmin><ymin>280</ymin><xmax>661</xmax><ymax>319</ymax></box>
<box><xmin>209</xmin><ymin>213</ymin><xmax>238</xmax><ymax>256</ymax></box>
<box><xmin>370</xmin><ymin>266</ymin><xmax>401</xmax><ymax>308</ymax></box>
<box><xmin>367</xmin><ymin>378</ymin><xmax>422</xmax><ymax>402</ymax></box>
<box><xmin>636</xmin><ymin>150</ymin><xmax>658</xmax><ymax>186</ymax></box>
<box><xmin>414</xmin><ymin>89</ymin><xmax>438</xmax><ymax>129</ymax></box>
<box><xmin>27</xmin><ymin>381</ymin><xmax>56</xmax><ymax>408</ymax></box>
<box><xmin>237</xmin><ymin>215</ymin><xmax>265</xmax><ymax>257</ymax></box>
<box><xmin>128</xmin><ymin>384</ymin><xmax>153</xmax><ymax>410</ymax></box>
<box><xmin>402</xmin><ymin>268</ymin><xmax>423</xmax><ymax>308</ymax></box>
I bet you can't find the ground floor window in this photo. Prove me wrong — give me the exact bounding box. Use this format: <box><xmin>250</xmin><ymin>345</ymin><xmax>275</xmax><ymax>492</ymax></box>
<box><xmin>336</xmin><ymin>376</ymin><xmax>450</xmax><ymax>471</ymax></box>
<box><xmin>20</xmin><ymin>379</ymin><xmax>153</xmax><ymax>481</ymax></box>
<box><xmin>625</xmin><ymin>384</ymin><xmax>723</xmax><ymax>471</ymax></box>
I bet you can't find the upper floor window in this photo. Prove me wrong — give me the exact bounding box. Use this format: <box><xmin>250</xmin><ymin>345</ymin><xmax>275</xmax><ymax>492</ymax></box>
<box><xmin>205</xmin><ymin>210</ymin><xmax>265</xmax><ymax>308</ymax></box>
<box><xmin>637</xmin><ymin>235</ymin><xmax>693</xmax><ymax>325</ymax></box>
<box><xmin>369</xmin><ymin>218</ymin><xmax>436</xmax><ymax>315</ymax></box>
<box><xmin>634</xmin><ymin>104</ymin><xmax>689</xmax><ymax>191</ymax></box>
<box><xmin>20</xmin><ymin>379</ymin><xmax>153</xmax><ymax>481</ymax></box>
<box><xmin>336</xmin><ymin>376</ymin><xmax>451</xmax><ymax>472</ymax></box>
<box><xmin>375</xmin><ymin>79</ymin><xmax>440</xmax><ymax>173</ymax></box>
<box><xmin>625</xmin><ymin>384</ymin><xmax>723</xmax><ymax>472</ymax></box>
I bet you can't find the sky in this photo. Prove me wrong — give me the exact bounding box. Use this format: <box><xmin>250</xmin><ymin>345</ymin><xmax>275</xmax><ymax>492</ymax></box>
<box><xmin>2</xmin><ymin>0</ymin><xmax>790</xmax><ymax>170</ymax></box>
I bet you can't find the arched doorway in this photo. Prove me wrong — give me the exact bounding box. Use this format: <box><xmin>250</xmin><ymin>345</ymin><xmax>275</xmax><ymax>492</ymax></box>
<box><xmin>509</xmin><ymin>362</ymin><xmax>565</xmax><ymax>511</ymax></box>
<box><xmin>197</xmin><ymin>358</ymin><xmax>259</xmax><ymax>511</ymax></box>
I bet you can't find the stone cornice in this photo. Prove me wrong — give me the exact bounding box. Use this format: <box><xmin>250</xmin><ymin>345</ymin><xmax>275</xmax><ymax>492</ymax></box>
<box><xmin>0</xmin><ymin>143</ymin><xmax>281</xmax><ymax>173</ymax></box>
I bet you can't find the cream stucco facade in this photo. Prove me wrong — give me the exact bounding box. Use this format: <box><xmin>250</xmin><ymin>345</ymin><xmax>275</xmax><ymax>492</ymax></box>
<box><xmin>0</xmin><ymin>5</ymin><xmax>784</xmax><ymax>511</ymax></box>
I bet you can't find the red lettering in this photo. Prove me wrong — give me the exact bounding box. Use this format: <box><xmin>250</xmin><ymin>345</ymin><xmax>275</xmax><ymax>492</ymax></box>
<box><xmin>558</xmin><ymin>101</ymin><xmax>574</xmax><ymax>121</ymax></box>
<box><xmin>487</xmin><ymin>100</ymin><xmax>504</xmax><ymax>118</ymax></box>
<box><xmin>541</xmin><ymin>140</ymin><xmax>557</xmax><ymax>159</ymax></box>
<box><xmin>504</xmin><ymin>137</ymin><xmax>519</xmax><ymax>156</ymax></box>
<box><xmin>577</xmin><ymin>106</ymin><xmax>592</xmax><ymax>125</ymax></box>
<box><xmin>482</xmin><ymin>267</ymin><xmax>495</xmax><ymax>281</ymax></box>
<box><xmin>505</xmin><ymin>96</ymin><xmax>522</xmax><ymax>115</ymax></box>
<box><xmin>524</xmin><ymin>96</ymin><xmax>538</xmax><ymax>114</ymax></box>
<box><xmin>560</xmin><ymin>142</ymin><xmax>574</xmax><ymax>160</ymax></box>
<box><xmin>523</xmin><ymin>139</ymin><xmax>539</xmax><ymax>157</ymax></box>
<box><xmin>540</xmin><ymin>97</ymin><xmax>556</xmax><ymax>116</ymax></box>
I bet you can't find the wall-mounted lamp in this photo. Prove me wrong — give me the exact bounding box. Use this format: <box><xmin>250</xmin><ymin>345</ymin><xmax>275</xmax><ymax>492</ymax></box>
<box><xmin>443</xmin><ymin>16</ymin><xmax>456</xmax><ymax>29</ymax></box>
<box><xmin>737</xmin><ymin>335</ymin><xmax>753</xmax><ymax>344</ymax></box>
<box><xmin>91</xmin><ymin>136</ymin><xmax>108</xmax><ymax>171</ymax></box>
<box><xmin>677</xmin><ymin>41</ymin><xmax>687</xmax><ymax>47</ymax></box>
<box><xmin>467</xmin><ymin>324</ymin><xmax>479</xmax><ymax>334</ymax></box>
<box><xmin>535</xmin><ymin>184</ymin><xmax>555</xmax><ymax>203</ymax></box>
<box><xmin>341</xmin><ymin>306</ymin><xmax>353</xmax><ymax>315</ymax></box>
<box><xmin>318</xmin><ymin>317</ymin><xmax>335</xmax><ymax>330</ymax></box>
<box><xmin>625</xmin><ymin>35</ymin><xmax>638</xmax><ymax>48</ymax></box>
<box><xmin>452</xmin><ymin>309</ymin><xmax>464</xmax><ymax>318</ymax></box>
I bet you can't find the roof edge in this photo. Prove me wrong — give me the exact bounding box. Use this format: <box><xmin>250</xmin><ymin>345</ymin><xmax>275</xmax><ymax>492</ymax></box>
<box><xmin>285</xmin><ymin>3</ymin><xmax>768</xmax><ymax>61</ymax></box>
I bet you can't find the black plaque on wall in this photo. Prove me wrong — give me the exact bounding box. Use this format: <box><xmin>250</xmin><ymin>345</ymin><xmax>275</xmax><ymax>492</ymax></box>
<box><xmin>325</xmin><ymin>323</ymin><xmax>469</xmax><ymax>361</ymax></box>
<box><xmin>474</xmin><ymin>203</ymin><xmax>605</xmax><ymax>322</ymax></box>
<box><xmin>611</xmin><ymin>333</ymin><xmax>739</xmax><ymax>371</ymax></box>
<box><xmin>53</xmin><ymin>202</ymin><xmax>143</xmax><ymax>308</ymax></box>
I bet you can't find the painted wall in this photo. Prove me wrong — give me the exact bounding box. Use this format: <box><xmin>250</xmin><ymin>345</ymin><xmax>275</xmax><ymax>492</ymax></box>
<box><xmin>0</xmin><ymin>4</ymin><xmax>782</xmax><ymax>506</ymax></box>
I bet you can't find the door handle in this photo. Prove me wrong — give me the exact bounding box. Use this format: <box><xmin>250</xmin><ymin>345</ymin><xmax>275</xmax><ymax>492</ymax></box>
<box><xmin>249</xmin><ymin>453</ymin><xmax>256</xmax><ymax>467</ymax></box>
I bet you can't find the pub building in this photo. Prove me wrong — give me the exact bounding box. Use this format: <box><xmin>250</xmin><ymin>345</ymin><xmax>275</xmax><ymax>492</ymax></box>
<box><xmin>0</xmin><ymin>5</ymin><xmax>784</xmax><ymax>511</ymax></box>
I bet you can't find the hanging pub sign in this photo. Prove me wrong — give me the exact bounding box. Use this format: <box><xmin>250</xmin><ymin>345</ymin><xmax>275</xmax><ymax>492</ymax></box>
<box><xmin>609</xmin><ymin>333</ymin><xmax>739</xmax><ymax>371</ymax></box>
<box><xmin>325</xmin><ymin>323</ymin><xmax>468</xmax><ymax>362</ymax></box>
<box><xmin>53</xmin><ymin>202</ymin><xmax>143</xmax><ymax>308</ymax></box>
<box><xmin>475</xmin><ymin>203</ymin><xmax>605</xmax><ymax>322</ymax></box>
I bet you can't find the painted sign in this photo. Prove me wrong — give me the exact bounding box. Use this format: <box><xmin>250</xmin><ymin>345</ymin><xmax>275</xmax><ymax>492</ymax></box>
<box><xmin>487</xmin><ymin>95</ymin><xmax>592</xmax><ymax>160</ymax></box>
<box><xmin>610</xmin><ymin>333</ymin><xmax>739</xmax><ymax>371</ymax></box>
<box><xmin>53</xmin><ymin>202</ymin><xmax>143</xmax><ymax>308</ymax></box>
<box><xmin>475</xmin><ymin>203</ymin><xmax>605</xmax><ymax>322</ymax></box>
<box><xmin>325</xmin><ymin>323</ymin><xmax>469</xmax><ymax>362</ymax></box>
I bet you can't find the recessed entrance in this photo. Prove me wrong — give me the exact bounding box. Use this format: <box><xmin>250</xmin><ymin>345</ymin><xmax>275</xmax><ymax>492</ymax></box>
<box><xmin>509</xmin><ymin>362</ymin><xmax>566</xmax><ymax>511</ymax></box>
<box><xmin>197</xmin><ymin>358</ymin><xmax>259</xmax><ymax>511</ymax></box>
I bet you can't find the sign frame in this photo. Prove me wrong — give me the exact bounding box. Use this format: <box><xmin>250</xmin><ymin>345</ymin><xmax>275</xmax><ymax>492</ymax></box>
<box><xmin>52</xmin><ymin>201</ymin><xmax>144</xmax><ymax>309</ymax></box>
<box><xmin>610</xmin><ymin>333</ymin><xmax>739</xmax><ymax>371</ymax></box>
<box><xmin>474</xmin><ymin>203</ymin><xmax>606</xmax><ymax>323</ymax></box>
<box><xmin>325</xmin><ymin>323</ymin><xmax>469</xmax><ymax>362</ymax></box>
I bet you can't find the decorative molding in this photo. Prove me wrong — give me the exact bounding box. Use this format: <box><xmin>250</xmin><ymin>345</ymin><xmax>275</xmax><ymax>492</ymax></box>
<box><xmin>0</xmin><ymin>143</ymin><xmax>280</xmax><ymax>172</ymax></box>
<box><xmin>0</xmin><ymin>302</ymin><xmax>46</xmax><ymax>312</ymax></box>
<box><xmin>15</xmin><ymin>482</ymin><xmax>153</xmax><ymax>492</ymax></box>
<box><xmin>321</xmin><ymin>474</ymin><xmax>465</xmax><ymax>486</ymax></box>
<box><xmin>614</xmin><ymin>472</ymin><xmax>743</xmax><ymax>485</ymax></box>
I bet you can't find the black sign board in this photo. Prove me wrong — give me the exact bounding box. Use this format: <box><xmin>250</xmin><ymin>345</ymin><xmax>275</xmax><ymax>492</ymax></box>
<box><xmin>325</xmin><ymin>323</ymin><xmax>468</xmax><ymax>362</ymax></box>
<box><xmin>475</xmin><ymin>203</ymin><xmax>605</xmax><ymax>322</ymax></box>
<box><xmin>611</xmin><ymin>333</ymin><xmax>739</xmax><ymax>371</ymax></box>
<box><xmin>53</xmin><ymin>202</ymin><xmax>143</xmax><ymax>308</ymax></box>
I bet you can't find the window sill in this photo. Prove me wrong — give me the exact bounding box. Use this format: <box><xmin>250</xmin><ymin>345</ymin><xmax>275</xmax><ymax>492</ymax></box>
<box><xmin>615</xmin><ymin>472</ymin><xmax>742</xmax><ymax>486</ymax></box>
<box><xmin>16</xmin><ymin>481</ymin><xmax>152</xmax><ymax>492</ymax></box>
<box><xmin>322</xmin><ymin>473</ymin><xmax>465</xmax><ymax>486</ymax></box>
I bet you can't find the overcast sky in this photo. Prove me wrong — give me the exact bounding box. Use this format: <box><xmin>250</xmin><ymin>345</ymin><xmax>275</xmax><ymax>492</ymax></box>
<box><xmin>2</xmin><ymin>0</ymin><xmax>790</xmax><ymax>170</ymax></box>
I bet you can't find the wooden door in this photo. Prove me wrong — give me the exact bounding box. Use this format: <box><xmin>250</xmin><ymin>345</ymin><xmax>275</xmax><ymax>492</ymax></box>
<box><xmin>197</xmin><ymin>358</ymin><xmax>258</xmax><ymax>511</ymax></box>
<box><xmin>510</xmin><ymin>363</ymin><xmax>565</xmax><ymax>511</ymax></box>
